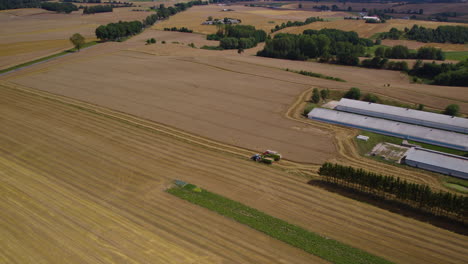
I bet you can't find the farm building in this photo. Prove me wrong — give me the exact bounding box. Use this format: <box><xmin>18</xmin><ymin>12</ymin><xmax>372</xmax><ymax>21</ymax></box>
<box><xmin>335</xmin><ymin>98</ymin><xmax>468</xmax><ymax>134</ymax></box>
<box><xmin>308</xmin><ymin>108</ymin><xmax>468</xmax><ymax>151</ymax></box>
<box><xmin>403</xmin><ymin>148</ymin><xmax>468</xmax><ymax>179</ymax></box>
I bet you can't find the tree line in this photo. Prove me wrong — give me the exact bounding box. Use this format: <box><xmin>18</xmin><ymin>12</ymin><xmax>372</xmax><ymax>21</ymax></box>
<box><xmin>62</xmin><ymin>0</ymin><xmax>101</xmax><ymax>3</ymax></box>
<box><xmin>41</xmin><ymin>2</ymin><xmax>78</xmax><ymax>13</ymax></box>
<box><xmin>380</xmin><ymin>25</ymin><xmax>468</xmax><ymax>44</ymax></box>
<box><xmin>318</xmin><ymin>163</ymin><xmax>467</xmax><ymax>222</ymax></box>
<box><xmin>0</xmin><ymin>0</ymin><xmax>44</xmax><ymax>10</ymax></box>
<box><xmin>372</xmin><ymin>45</ymin><xmax>444</xmax><ymax>60</ymax></box>
<box><xmin>95</xmin><ymin>1</ymin><xmax>204</xmax><ymax>41</ymax></box>
<box><xmin>270</xmin><ymin>17</ymin><xmax>323</xmax><ymax>33</ymax></box>
<box><xmin>411</xmin><ymin>59</ymin><xmax>468</xmax><ymax>87</ymax></box>
<box><xmin>83</xmin><ymin>5</ymin><xmax>112</xmax><ymax>14</ymax></box>
<box><xmin>164</xmin><ymin>27</ymin><xmax>193</xmax><ymax>33</ymax></box>
<box><xmin>257</xmin><ymin>29</ymin><xmax>373</xmax><ymax>65</ymax></box>
<box><xmin>207</xmin><ymin>25</ymin><xmax>267</xmax><ymax>50</ymax></box>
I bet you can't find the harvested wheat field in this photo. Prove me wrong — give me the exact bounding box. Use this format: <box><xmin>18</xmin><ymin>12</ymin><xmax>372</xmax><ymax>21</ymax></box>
<box><xmin>152</xmin><ymin>5</ymin><xmax>330</xmax><ymax>34</ymax></box>
<box><xmin>2</xmin><ymin>48</ymin><xmax>336</xmax><ymax>163</ymax></box>
<box><xmin>1</xmin><ymin>84</ymin><xmax>468</xmax><ymax>264</ymax></box>
<box><xmin>279</xmin><ymin>18</ymin><xmax>468</xmax><ymax>38</ymax></box>
<box><xmin>0</xmin><ymin>7</ymin><xmax>148</xmax><ymax>68</ymax></box>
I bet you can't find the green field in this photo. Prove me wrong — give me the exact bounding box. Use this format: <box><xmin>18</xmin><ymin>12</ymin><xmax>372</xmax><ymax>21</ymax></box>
<box><xmin>167</xmin><ymin>182</ymin><xmax>393</xmax><ymax>264</ymax></box>
<box><xmin>444</xmin><ymin>51</ymin><xmax>468</xmax><ymax>61</ymax></box>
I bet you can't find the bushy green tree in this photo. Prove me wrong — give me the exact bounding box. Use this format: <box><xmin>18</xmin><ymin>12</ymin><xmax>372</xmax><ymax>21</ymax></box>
<box><xmin>69</xmin><ymin>33</ymin><xmax>85</xmax><ymax>51</ymax></box>
<box><xmin>311</xmin><ymin>88</ymin><xmax>320</xmax><ymax>103</ymax></box>
<box><xmin>343</xmin><ymin>87</ymin><xmax>361</xmax><ymax>100</ymax></box>
<box><xmin>320</xmin><ymin>89</ymin><xmax>330</xmax><ymax>100</ymax></box>
<box><xmin>362</xmin><ymin>93</ymin><xmax>380</xmax><ymax>103</ymax></box>
<box><xmin>443</xmin><ymin>104</ymin><xmax>460</xmax><ymax>116</ymax></box>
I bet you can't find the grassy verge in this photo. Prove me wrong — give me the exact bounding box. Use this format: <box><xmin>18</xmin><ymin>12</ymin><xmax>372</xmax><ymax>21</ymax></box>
<box><xmin>303</xmin><ymin>102</ymin><xmax>317</xmax><ymax>116</ymax></box>
<box><xmin>285</xmin><ymin>68</ymin><xmax>346</xmax><ymax>82</ymax></box>
<box><xmin>355</xmin><ymin>130</ymin><xmax>467</xmax><ymax>156</ymax></box>
<box><xmin>0</xmin><ymin>41</ymin><xmax>99</xmax><ymax>74</ymax></box>
<box><xmin>167</xmin><ymin>183</ymin><xmax>393</xmax><ymax>264</ymax></box>
<box><xmin>444</xmin><ymin>51</ymin><xmax>468</xmax><ymax>61</ymax></box>
<box><xmin>442</xmin><ymin>177</ymin><xmax>468</xmax><ymax>193</ymax></box>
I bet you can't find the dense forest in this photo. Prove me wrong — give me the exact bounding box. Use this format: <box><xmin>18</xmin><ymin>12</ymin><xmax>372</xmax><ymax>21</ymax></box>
<box><xmin>317</xmin><ymin>163</ymin><xmax>467</xmax><ymax>222</ymax></box>
<box><xmin>83</xmin><ymin>5</ymin><xmax>112</xmax><ymax>14</ymax></box>
<box><xmin>41</xmin><ymin>2</ymin><xmax>78</xmax><ymax>13</ymax></box>
<box><xmin>207</xmin><ymin>25</ymin><xmax>267</xmax><ymax>49</ymax></box>
<box><xmin>257</xmin><ymin>29</ymin><xmax>373</xmax><ymax>65</ymax></box>
<box><xmin>380</xmin><ymin>25</ymin><xmax>468</xmax><ymax>44</ymax></box>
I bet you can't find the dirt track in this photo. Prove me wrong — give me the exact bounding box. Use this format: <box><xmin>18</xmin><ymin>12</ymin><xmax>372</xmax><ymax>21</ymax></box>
<box><xmin>1</xmin><ymin>84</ymin><xmax>468</xmax><ymax>264</ymax></box>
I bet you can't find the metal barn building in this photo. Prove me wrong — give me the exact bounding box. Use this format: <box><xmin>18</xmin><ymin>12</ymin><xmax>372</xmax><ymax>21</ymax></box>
<box><xmin>404</xmin><ymin>148</ymin><xmax>468</xmax><ymax>179</ymax></box>
<box><xmin>308</xmin><ymin>108</ymin><xmax>468</xmax><ymax>151</ymax></box>
<box><xmin>335</xmin><ymin>98</ymin><xmax>468</xmax><ymax>134</ymax></box>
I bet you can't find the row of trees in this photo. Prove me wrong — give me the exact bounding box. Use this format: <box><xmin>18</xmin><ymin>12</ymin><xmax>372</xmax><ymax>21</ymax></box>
<box><xmin>95</xmin><ymin>21</ymin><xmax>143</xmax><ymax>41</ymax></box>
<box><xmin>270</xmin><ymin>17</ymin><xmax>323</xmax><ymax>33</ymax></box>
<box><xmin>411</xmin><ymin>59</ymin><xmax>468</xmax><ymax>87</ymax></box>
<box><xmin>381</xmin><ymin>25</ymin><xmax>468</xmax><ymax>44</ymax></box>
<box><xmin>83</xmin><ymin>5</ymin><xmax>112</xmax><ymax>14</ymax></box>
<box><xmin>257</xmin><ymin>29</ymin><xmax>373</xmax><ymax>65</ymax></box>
<box><xmin>152</xmin><ymin>1</ymin><xmax>208</xmax><ymax>19</ymax></box>
<box><xmin>318</xmin><ymin>163</ymin><xmax>467</xmax><ymax>222</ymax></box>
<box><xmin>311</xmin><ymin>88</ymin><xmax>330</xmax><ymax>103</ymax></box>
<box><xmin>1</xmin><ymin>0</ymin><xmax>42</xmax><ymax>10</ymax></box>
<box><xmin>95</xmin><ymin>1</ymin><xmax>203</xmax><ymax>41</ymax></box>
<box><xmin>63</xmin><ymin>0</ymin><xmax>101</xmax><ymax>3</ymax></box>
<box><xmin>41</xmin><ymin>2</ymin><xmax>78</xmax><ymax>13</ymax></box>
<box><xmin>361</xmin><ymin>57</ymin><xmax>409</xmax><ymax>72</ymax></box>
<box><xmin>163</xmin><ymin>27</ymin><xmax>193</xmax><ymax>33</ymax></box>
<box><xmin>208</xmin><ymin>25</ymin><xmax>267</xmax><ymax>50</ymax></box>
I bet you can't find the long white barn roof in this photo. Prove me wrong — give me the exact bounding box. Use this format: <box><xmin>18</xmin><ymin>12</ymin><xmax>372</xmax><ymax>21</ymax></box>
<box><xmin>308</xmin><ymin>108</ymin><xmax>468</xmax><ymax>150</ymax></box>
<box><xmin>405</xmin><ymin>148</ymin><xmax>468</xmax><ymax>175</ymax></box>
<box><xmin>336</xmin><ymin>98</ymin><xmax>468</xmax><ymax>131</ymax></box>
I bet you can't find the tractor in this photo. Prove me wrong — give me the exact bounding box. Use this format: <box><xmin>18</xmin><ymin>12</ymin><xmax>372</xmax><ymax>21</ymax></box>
<box><xmin>251</xmin><ymin>150</ymin><xmax>282</xmax><ymax>164</ymax></box>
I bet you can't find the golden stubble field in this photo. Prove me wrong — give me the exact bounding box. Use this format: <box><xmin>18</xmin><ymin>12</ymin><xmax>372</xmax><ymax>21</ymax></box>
<box><xmin>1</xmin><ymin>83</ymin><xmax>467</xmax><ymax>264</ymax></box>
<box><xmin>2</xmin><ymin>5</ymin><xmax>468</xmax><ymax>263</ymax></box>
<box><xmin>280</xmin><ymin>18</ymin><xmax>468</xmax><ymax>38</ymax></box>
<box><xmin>0</xmin><ymin>7</ymin><xmax>149</xmax><ymax>68</ymax></box>
<box><xmin>152</xmin><ymin>4</ymin><xmax>344</xmax><ymax>34</ymax></box>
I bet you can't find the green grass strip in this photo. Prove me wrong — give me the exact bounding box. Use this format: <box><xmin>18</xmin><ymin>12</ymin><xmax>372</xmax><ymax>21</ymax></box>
<box><xmin>443</xmin><ymin>51</ymin><xmax>468</xmax><ymax>61</ymax></box>
<box><xmin>167</xmin><ymin>183</ymin><xmax>393</xmax><ymax>264</ymax></box>
<box><xmin>0</xmin><ymin>41</ymin><xmax>99</xmax><ymax>74</ymax></box>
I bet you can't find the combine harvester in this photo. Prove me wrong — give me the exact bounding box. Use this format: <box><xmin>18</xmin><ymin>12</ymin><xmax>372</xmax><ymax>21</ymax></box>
<box><xmin>251</xmin><ymin>150</ymin><xmax>282</xmax><ymax>164</ymax></box>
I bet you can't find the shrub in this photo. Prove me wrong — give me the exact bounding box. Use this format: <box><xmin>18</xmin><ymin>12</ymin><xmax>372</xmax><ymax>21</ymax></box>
<box><xmin>343</xmin><ymin>87</ymin><xmax>361</xmax><ymax>100</ymax></box>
